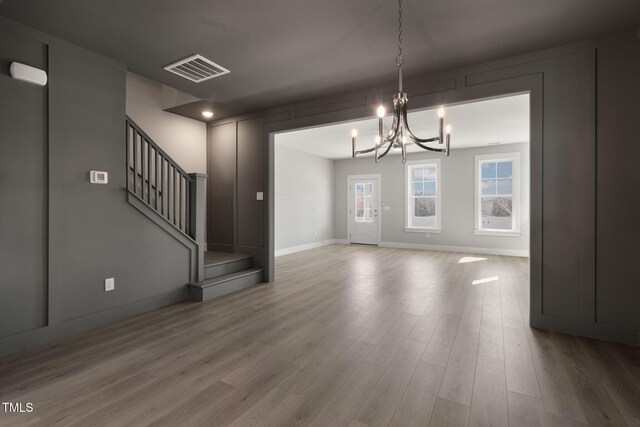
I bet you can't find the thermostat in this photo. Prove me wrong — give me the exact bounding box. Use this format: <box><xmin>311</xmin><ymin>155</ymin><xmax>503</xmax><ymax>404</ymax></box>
<box><xmin>90</xmin><ymin>171</ymin><xmax>108</xmax><ymax>184</ymax></box>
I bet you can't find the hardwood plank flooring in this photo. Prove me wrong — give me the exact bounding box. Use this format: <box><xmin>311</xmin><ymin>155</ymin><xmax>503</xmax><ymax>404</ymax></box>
<box><xmin>1</xmin><ymin>244</ymin><xmax>639</xmax><ymax>426</ymax></box>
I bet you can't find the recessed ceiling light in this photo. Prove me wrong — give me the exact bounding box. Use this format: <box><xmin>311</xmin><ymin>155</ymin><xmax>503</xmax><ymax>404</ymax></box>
<box><xmin>202</xmin><ymin>111</ymin><xmax>214</xmax><ymax>119</ymax></box>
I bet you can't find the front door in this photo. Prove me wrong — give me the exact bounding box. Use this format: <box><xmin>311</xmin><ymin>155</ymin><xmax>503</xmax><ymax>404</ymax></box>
<box><xmin>349</xmin><ymin>178</ymin><xmax>379</xmax><ymax>245</ymax></box>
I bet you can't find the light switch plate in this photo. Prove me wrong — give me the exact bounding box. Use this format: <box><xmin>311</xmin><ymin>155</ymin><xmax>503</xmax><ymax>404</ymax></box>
<box><xmin>90</xmin><ymin>170</ymin><xmax>108</xmax><ymax>184</ymax></box>
<box><xmin>105</xmin><ymin>277</ymin><xmax>115</xmax><ymax>292</ymax></box>
<box><xmin>256</xmin><ymin>192</ymin><xmax>264</xmax><ymax>200</ymax></box>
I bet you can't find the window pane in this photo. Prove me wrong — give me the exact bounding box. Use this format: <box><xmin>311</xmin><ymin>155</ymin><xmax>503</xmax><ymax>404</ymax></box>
<box><xmin>424</xmin><ymin>181</ymin><xmax>436</xmax><ymax>196</ymax></box>
<box><xmin>411</xmin><ymin>197</ymin><xmax>436</xmax><ymax>227</ymax></box>
<box><xmin>355</xmin><ymin>196</ymin><xmax>364</xmax><ymax>209</ymax></box>
<box><xmin>355</xmin><ymin>208</ymin><xmax>364</xmax><ymax>221</ymax></box>
<box><xmin>413</xmin><ymin>182</ymin><xmax>423</xmax><ymax>196</ymax></box>
<box><xmin>355</xmin><ymin>183</ymin><xmax>364</xmax><ymax>195</ymax></box>
<box><xmin>497</xmin><ymin>161</ymin><xmax>512</xmax><ymax>178</ymax></box>
<box><xmin>496</xmin><ymin>178</ymin><xmax>512</xmax><ymax>194</ymax></box>
<box><xmin>481</xmin><ymin>179</ymin><xmax>497</xmax><ymax>195</ymax></box>
<box><xmin>365</xmin><ymin>183</ymin><xmax>373</xmax><ymax>194</ymax></box>
<box><xmin>414</xmin><ymin>198</ymin><xmax>435</xmax><ymax>217</ymax></box>
<box><xmin>364</xmin><ymin>196</ymin><xmax>371</xmax><ymax>210</ymax></box>
<box><xmin>480</xmin><ymin>196</ymin><xmax>513</xmax><ymax>230</ymax></box>
<box><xmin>481</xmin><ymin>162</ymin><xmax>496</xmax><ymax>179</ymax></box>
<box><xmin>412</xmin><ymin>168</ymin><xmax>423</xmax><ymax>181</ymax></box>
<box><xmin>423</xmin><ymin>166</ymin><xmax>437</xmax><ymax>181</ymax></box>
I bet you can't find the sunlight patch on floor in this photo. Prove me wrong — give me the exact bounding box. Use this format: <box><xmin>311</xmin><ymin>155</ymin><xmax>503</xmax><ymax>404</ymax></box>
<box><xmin>458</xmin><ymin>256</ymin><xmax>488</xmax><ymax>264</ymax></box>
<box><xmin>472</xmin><ymin>276</ymin><xmax>499</xmax><ymax>285</ymax></box>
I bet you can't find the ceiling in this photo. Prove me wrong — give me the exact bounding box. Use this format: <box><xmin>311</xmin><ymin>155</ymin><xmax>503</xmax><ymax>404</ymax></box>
<box><xmin>276</xmin><ymin>93</ymin><xmax>529</xmax><ymax>159</ymax></box>
<box><xmin>1</xmin><ymin>1</ymin><xmax>638</xmax><ymax>120</ymax></box>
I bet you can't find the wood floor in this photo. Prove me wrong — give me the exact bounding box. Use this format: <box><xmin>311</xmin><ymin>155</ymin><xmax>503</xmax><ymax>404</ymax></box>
<box><xmin>1</xmin><ymin>245</ymin><xmax>639</xmax><ymax>426</ymax></box>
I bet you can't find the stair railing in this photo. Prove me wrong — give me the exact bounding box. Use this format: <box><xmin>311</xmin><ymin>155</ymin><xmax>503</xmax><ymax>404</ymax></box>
<box><xmin>126</xmin><ymin>116</ymin><xmax>193</xmax><ymax>237</ymax></box>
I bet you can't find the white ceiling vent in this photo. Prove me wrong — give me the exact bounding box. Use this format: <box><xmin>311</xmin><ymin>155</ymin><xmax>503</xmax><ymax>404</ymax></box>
<box><xmin>163</xmin><ymin>54</ymin><xmax>230</xmax><ymax>83</ymax></box>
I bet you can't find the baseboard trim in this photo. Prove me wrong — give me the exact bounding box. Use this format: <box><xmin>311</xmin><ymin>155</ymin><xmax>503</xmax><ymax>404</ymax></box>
<box><xmin>0</xmin><ymin>288</ymin><xmax>189</xmax><ymax>357</ymax></box>
<box><xmin>276</xmin><ymin>239</ymin><xmax>527</xmax><ymax>258</ymax></box>
<box><xmin>275</xmin><ymin>239</ymin><xmax>342</xmax><ymax>257</ymax></box>
<box><xmin>378</xmin><ymin>241</ymin><xmax>529</xmax><ymax>257</ymax></box>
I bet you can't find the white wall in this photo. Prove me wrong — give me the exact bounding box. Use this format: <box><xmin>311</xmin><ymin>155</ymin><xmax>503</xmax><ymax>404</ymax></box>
<box><xmin>275</xmin><ymin>144</ymin><xmax>334</xmax><ymax>253</ymax></box>
<box><xmin>333</xmin><ymin>143</ymin><xmax>530</xmax><ymax>256</ymax></box>
<box><xmin>125</xmin><ymin>73</ymin><xmax>206</xmax><ymax>173</ymax></box>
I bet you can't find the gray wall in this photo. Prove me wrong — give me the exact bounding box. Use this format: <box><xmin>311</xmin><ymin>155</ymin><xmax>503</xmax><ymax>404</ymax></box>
<box><xmin>126</xmin><ymin>72</ymin><xmax>206</xmax><ymax>174</ymax></box>
<box><xmin>206</xmin><ymin>111</ymin><xmax>289</xmax><ymax>269</ymax></box>
<box><xmin>595</xmin><ymin>41</ymin><xmax>640</xmax><ymax>333</ymax></box>
<box><xmin>0</xmin><ymin>17</ymin><xmax>194</xmax><ymax>355</ymax></box>
<box><xmin>0</xmin><ymin>24</ymin><xmax>48</xmax><ymax>339</ymax></box>
<box><xmin>208</xmin><ymin>30</ymin><xmax>640</xmax><ymax>345</ymax></box>
<box><xmin>333</xmin><ymin>143</ymin><xmax>529</xmax><ymax>256</ymax></box>
<box><xmin>275</xmin><ymin>144</ymin><xmax>334</xmax><ymax>252</ymax></box>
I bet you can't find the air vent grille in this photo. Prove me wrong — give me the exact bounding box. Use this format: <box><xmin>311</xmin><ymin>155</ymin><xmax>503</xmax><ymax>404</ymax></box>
<box><xmin>163</xmin><ymin>54</ymin><xmax>230</xmax><ymax>83</ymax></box>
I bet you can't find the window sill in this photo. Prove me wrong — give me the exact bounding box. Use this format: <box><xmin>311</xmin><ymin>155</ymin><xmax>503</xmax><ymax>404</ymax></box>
<box><xmin>404</xmin><ymin>227</ymin><xmax>442</xmax><ymax>234</ymax></box>
<box><xmin>474</xmin><ymin>229</ymin><xmax>521</xmax><ymax>237</ymax></box>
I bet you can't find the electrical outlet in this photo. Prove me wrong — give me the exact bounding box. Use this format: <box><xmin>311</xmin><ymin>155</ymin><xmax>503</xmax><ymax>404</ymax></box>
<box><xmin>256</xmin><ymin>192</ymin><xmax>264</xmax><ymax>200</ymax></box>
<box><xmin>105</xmin><ymin>277</ymin><xmax>115</xmax><ymax>292</ymax></box>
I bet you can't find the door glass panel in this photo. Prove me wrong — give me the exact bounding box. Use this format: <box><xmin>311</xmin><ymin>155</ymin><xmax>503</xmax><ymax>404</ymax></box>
<box><xmin>354</xmin><ymin>181</ymin><xmax>373</xmax><ymax>223</ymax></box>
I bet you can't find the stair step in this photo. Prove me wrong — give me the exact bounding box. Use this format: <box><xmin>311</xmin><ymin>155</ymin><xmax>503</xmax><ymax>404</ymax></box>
<box><xmin>203</xmin><ymin>251</ymin><xmax>253</xmax><ymax>279</ymax></box>
<box><xmin>188</xmin><ymin>268</ymin><xmax>263</xmax><ymax>302</ymax></box>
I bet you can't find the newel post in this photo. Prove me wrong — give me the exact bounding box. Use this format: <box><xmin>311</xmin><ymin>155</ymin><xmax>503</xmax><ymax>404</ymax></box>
<box><xmin>189</xmin><ymin>173</ymin><xmax>207</xmax><ymax>281</ymax></box>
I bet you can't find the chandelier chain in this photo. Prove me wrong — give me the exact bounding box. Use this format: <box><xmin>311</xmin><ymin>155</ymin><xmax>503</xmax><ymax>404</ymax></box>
<box><xmin>396</xmin><ymin>0</ymin><xmax>404</xmax><ymax>67</ymax></box>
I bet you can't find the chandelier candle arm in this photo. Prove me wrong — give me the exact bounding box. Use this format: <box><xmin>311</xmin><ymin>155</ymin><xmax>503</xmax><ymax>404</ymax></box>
<box><xmin>437</xmin><ymin>106</ymin><xmax>445</xmax><ymax>145</ymax></box>
<box><xmin>401</xmin><ymin>131</ymin><xmax>407</xmax><ymax>162</ymax></box>
<box><xmin>351</xmin><ymin>128</ymin><xmax>357</xmax><ymax>158</ymax></box>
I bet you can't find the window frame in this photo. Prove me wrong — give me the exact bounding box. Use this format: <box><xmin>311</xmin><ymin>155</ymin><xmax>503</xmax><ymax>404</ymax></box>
<box><xmin>474</xmin><ymin>152</ymin><xmax>521</xmax><ymax>236</ymax></box>
<box><xmin>404</xmin><ymin>158</ymin><xmax>442</xmax><ymax>233</ymax></box>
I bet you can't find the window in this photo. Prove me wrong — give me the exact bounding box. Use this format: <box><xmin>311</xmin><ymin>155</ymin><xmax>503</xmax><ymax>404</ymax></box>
<box><xmin>475</xmin><ymin>153</ymin><xmax>520</xmax><ymax>235</ymax></box>
<box><xmin>405</xmin><ymin>159</ymin><xmax>441</xmax><ymax>231</ymax></box>
<box><xmin>354</xmin><ymin>182</ymin><xmax>374</xmax><ymax>223</ymax></box>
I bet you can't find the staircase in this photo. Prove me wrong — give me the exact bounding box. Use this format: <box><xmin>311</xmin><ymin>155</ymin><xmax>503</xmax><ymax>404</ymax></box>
<box><xmin>125</xmin><ymin>116</ymin><xmax>264</xmax><ymax>302</ymax></box>
<box><xmin>188</xmin><ymin>252</ymin><xmax>263</xmax><ymax>301</ymax></box>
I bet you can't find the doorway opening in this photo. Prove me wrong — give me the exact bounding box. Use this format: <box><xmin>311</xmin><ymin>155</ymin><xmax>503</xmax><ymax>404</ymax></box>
<box><xmin>273</xmin><ymin>93</ymin><xmax>530</xmax><ymax>262</ymax></box>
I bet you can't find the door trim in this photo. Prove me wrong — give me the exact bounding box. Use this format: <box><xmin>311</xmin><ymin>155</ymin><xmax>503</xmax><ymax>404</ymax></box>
<box><xmin>347</xmin><ymin>174</ymin><xmax>382</xmax><ymax>246</ymax></box>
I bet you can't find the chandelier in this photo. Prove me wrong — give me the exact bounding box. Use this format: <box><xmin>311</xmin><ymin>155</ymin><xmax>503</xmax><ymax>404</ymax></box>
<box><xmin>351</xmin><ymin>0</ymin><xmax>452</xmax><ymax>163</ymax></box>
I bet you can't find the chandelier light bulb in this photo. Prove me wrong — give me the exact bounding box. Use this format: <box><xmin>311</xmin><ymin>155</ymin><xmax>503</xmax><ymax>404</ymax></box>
<box><xmin>445</xmin><ymin>124</ymin><xmax>452</xmax><ymax>134</ymax></box>
<box><xmin>375</xmin><ymin>136</ymin><xmax>381</xmax><ymax>143</ymax></box>
<box><xmin>377</xmin><ymin>105</ymin><xmax>386</xmax><ymax>118</ymax></box>
<box><xmin>351</xmin><ymin>128</ymin><xmax>358</xmax><ymax>138</ymax></box>
<box><xmin>437</xmin><ymin>106</ymin><xmax>445</xmax><ymax>118</ymax></box>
